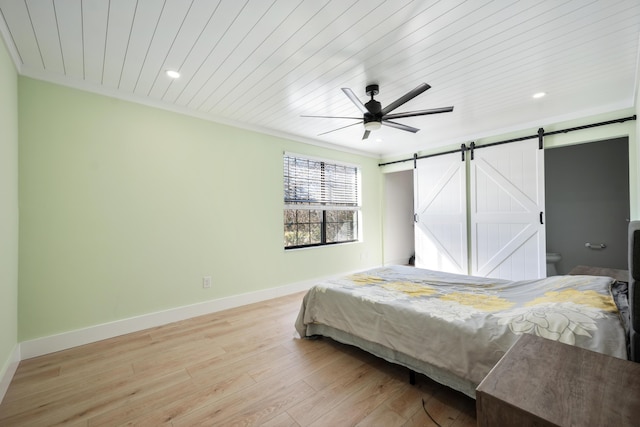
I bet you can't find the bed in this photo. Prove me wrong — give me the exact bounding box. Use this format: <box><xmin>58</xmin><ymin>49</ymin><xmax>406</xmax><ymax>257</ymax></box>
<box><xmin>295</xmin><ymin>221</ymin><xmax>639</xmax><ymax>398</ymax></box>
<box><xmin>629</xmin><ymin>220</ymin><xmax>640</xmax><ymax>362</ymax></box>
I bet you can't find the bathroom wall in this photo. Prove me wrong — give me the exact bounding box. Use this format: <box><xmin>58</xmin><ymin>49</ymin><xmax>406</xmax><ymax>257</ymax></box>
<box><xmin>545</xmin><ymin>137</ymin><xmax>630</xmax><ymax>273</ymax></box>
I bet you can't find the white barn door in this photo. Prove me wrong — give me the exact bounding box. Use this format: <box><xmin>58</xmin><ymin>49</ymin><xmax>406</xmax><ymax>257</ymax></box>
<box><xmin>414</xmin><ymin>153</ymin><xmax>468</xmax><ymax>274</ymax></box>
<box><xmin>470</xmin><ymin>140</ymin><xmax>545</xmax><ymax>280</ymax></box>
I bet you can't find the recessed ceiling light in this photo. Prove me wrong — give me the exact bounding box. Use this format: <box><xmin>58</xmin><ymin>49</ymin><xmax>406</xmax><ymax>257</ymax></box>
<box><xmin>532</xmin><ymin>92</ymin><xmax>546</xmax><ymax>99</ymax></box>
<box><xmin>166</xmin><ymin>70</ymin><xmax>180</xmax><ymax>79</ymax></box>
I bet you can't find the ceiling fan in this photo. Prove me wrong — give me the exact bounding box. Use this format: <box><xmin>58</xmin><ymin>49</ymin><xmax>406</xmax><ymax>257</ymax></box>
<box><xmin>302</xmin><ymin>83</ymin><xmax>454</xmax><ymax>140</ymax></box>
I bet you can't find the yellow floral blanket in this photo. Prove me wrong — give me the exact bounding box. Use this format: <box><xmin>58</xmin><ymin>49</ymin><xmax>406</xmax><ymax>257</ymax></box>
<box><xmin>295</xmin><ymin>266</ymin><xmax>627</xmax><ymax>389</ymax></box>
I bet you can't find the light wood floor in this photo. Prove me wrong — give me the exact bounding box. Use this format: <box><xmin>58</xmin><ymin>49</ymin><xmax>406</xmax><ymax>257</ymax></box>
<box><xmin>0</xmin><ymin>292</ymin><xmax>476</xmax><ymax>426</ymax></box>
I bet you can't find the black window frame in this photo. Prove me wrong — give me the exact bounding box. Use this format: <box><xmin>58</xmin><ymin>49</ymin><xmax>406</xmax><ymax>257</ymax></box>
<box><xmin>283</xmin><ymin>153</ymin><xmax>360</xmax><ymax>250</ymax></box>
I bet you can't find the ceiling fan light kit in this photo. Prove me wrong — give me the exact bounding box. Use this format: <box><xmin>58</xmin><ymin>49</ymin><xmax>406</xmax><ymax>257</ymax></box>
<box><xmin>364</xmin><ymin>121</ymin><xmax>382</xmax><ymax>131</ymax></box>
<box><xmin>303</xmin><ymin>82</ymin><xmax>454</xmax><ymax>140</ymax></box>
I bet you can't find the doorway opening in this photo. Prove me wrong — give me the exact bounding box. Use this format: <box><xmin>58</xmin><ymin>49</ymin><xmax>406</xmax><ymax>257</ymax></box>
<box><xmin>544</xmin><ymin>137</ymin><xmax>630</xmax><ymax>275</ymax></box>
<box><xmin>383</xmin><ymin>170</ymin><xmax>414</xmax><ymax>266</ymax></box>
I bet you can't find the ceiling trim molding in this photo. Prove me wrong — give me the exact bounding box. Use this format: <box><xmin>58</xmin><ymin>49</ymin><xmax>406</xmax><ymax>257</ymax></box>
<box><xmin>18</xmin><ymin>66</ymin><xmax>380</xmax><ymax>160</ymax></box>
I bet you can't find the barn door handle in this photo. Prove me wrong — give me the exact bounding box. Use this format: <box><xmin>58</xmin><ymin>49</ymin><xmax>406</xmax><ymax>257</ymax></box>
<box><xmin>585</xmin><ymin>243</ymin><xmax>606</xmax><ymax>249</ymax></box>
<box><xmin>414</xmin><ymin>213</ymin><xmax>419</xmax><ymax>223</ymax></box>
<box><xmin>539</xmin><ymin>212</ymin><xmax>544</xmax><ymax>224</ymax></box>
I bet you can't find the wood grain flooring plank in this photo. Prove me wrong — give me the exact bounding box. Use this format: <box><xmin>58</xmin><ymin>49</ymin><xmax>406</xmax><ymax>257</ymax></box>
<box><xmin>86</xmin><ymin>375</ymin><xmax>202</xmax><ymax>426</ymax></box>
<box><xmin>246</xmin><ymin>339</ymin><xmax>347</xmax><ymax>384</ymax></box>
<box><xmin>384</xmin><ymin>383</ymin><xmax>431</xmax><ymax>420</ymax></box>
<box><xmin>355</xmin><ymin>404</ymin><xmax>408</xmax><ymax>427</ymax></box>
<box><xmin>1</xmin><ymin>369</ymin><xmax>191</xmax><ymax>426</ymax></box>
<box><xmin>187</xmin><ymin>344</ymin><xmax>292</xmax><ymax>387</ymax></box>
<box><xmin>0</xmin><ymin>364</ymin><xmax>134</xmax><ymax>408</ymax></box>
<box><xmin>94</xmin><ymin>373</ymin><xmax>257</xmax><ymax>426</ymax></box>
<box><xmin>306</xmin><ymin>368</ymin><xmax>407</xmax><ymax>427</ymax></box>
<box><xmin>131</xmin><ymin>336</ymin><xmax>226</xmax><ymax>374</ymax></box>
<box><xmin>172</xmin><ymin>378</ymin><xmax>315</xmax><ymax>426</ymax></box>
<box><xmin>288</xmin><ymin>362</ymin><xmax>388</xmax><ymax>426</ymax></box>
<box><xmin>261</xmin><ymin>411</ymin><xmax>301</xmax><ymax>427</ymax></box>
<box><xmin>300</xmin><ymin>345</ymin><xmax>368</xmax><ymax>392</ymax></box>
<box><xmin>4</xmin><ymin>365</ymin><xmax>61</xmax><ymax>387</ymax></box>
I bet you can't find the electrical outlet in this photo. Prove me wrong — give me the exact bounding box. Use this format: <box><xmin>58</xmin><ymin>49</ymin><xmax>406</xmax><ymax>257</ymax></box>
<box><xmin>203</xmin><ymin>276</ymin><xmax>212</xmax><ymax>289</ymax></box>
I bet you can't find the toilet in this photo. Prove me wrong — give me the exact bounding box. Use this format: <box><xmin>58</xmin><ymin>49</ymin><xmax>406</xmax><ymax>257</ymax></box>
<box><xmin>546</xmin><ymin>252</ymin><xmax>562</xmax><ymax>276</ymax></box>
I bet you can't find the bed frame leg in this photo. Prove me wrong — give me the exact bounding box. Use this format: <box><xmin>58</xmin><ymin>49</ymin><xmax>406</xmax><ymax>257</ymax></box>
<box><xmin>409</xmin><ymin>370</ymin><xmax>416</xmax><ymax>385</ymax></box>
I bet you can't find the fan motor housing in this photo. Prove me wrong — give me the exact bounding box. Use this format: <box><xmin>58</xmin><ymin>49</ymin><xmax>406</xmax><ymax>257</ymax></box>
<box><xmin>364</xmin><ymin>84</ymin><xmax>382</xmax><ymax>121</ymax></box>
<box><xmin>363</xmin><ymin>113</ymin><xmax>378</xmax><ymax>124</ymax></box>
<box><xmin>364</xmin><ymin>100</ymin><xmax>382</xmax><ymax>118</ymax></box>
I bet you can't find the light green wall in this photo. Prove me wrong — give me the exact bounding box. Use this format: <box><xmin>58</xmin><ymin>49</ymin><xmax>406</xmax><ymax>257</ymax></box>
<box><xmin>0</xmin><ymin>39</ymin><xmax>19</xmax><ymax>377</ymax></box>
<box><xmin>18</xmin><ymin>77</ymin><xmax>383</xmax><ymax>341</ymax></box>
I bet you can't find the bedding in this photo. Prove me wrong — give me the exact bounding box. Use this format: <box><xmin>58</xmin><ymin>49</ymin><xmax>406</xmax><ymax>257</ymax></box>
<box><xmin>295</xmin><ymin>266</ymin><xmax>627</xmax><ymax>397</ymax></box>
<box><xmin>629</xmin><ymin>220</ymin><xmax>640</xmax><ymax>361</ymax></box>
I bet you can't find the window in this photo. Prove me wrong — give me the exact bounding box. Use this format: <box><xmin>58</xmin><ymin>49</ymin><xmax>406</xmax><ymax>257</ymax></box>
<box><xmin>284</xmin><ymin>153</ymin><xmax>360</xmax><ymax>249</ymax></box>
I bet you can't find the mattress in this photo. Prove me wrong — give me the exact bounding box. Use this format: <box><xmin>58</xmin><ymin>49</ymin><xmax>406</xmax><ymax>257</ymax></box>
<box><xmin>295</xmin><ymin>265</ymin><xmax>627</xmax><ymax>397</ymax></box>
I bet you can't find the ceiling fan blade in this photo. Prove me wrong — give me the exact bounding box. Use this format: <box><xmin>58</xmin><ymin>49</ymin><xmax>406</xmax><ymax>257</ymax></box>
<box><xmin>317</xmin><ymin>121</ymin><xmax>363</xmax><ymax>136</ymax></box>
<box><xmin>342</xmin><ymin>88</ymin><xmax>369</xmax><ymax>114</ymax></box>
<box><xmin>383</xmin><ymin>106</ymin><xmax>454</xmax><ymax>120</ymax></box>
<box><xmin>362</xmin><ymin>130</ymin><xmax>370</xmax><ymax>140</ymax></box>
<box><xmin>301</xmin><ymin>115</ymin><xmax>362</xmax><ymax>119</ymax></box>
<box><xmin>381</xmin><ymin>83</ymin><xmax>431</xmax><ymax>116</ymax></box>
<box><xmin>382</xmin><ymin>120</ymin><xmax>420</xmax><ymax>133</ymax></box>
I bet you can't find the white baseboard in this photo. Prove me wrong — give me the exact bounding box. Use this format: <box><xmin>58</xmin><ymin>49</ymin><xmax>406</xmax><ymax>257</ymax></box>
<box><xmin>0</xmin><ymin>345</ymin><xmax>20</xmax><ymax>404</ymax></box>
<box><xmin>19</xmin><ymin>275</ymin><xmax>335</xmax><ymax>360</ymax></box>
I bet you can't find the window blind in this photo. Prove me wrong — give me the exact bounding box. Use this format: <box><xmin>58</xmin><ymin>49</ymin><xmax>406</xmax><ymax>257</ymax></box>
<box><xmin>283</xmin><ymin>154</ymin><xmax>359</xmax><ymax>207</ymax></box>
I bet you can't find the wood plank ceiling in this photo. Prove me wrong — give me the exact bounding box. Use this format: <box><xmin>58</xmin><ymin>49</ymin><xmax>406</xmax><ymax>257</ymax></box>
<box><xmin>1</xmin><ymin>0</ymin><xmax>639</xmax><ymax>157</ymax></box>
